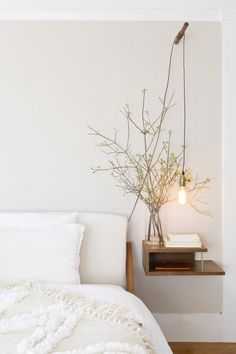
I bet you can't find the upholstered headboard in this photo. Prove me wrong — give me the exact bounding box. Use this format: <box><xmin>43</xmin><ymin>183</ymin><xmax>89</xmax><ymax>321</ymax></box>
<box><xmin>78</xmin><ymin>212</ymin><xmax>127</xmax><ymax>288</ymax></box>
<box><xmin>0</xmin><ymin>211</ymin><xmax>128</xmax><ymax>288</ymax></box>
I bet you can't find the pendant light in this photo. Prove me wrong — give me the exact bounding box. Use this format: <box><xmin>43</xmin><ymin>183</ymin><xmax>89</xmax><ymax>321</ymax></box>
<box><xmin>176</xmin><ymin>27</ymin><xmax>188</xmax><ymax>205</ymax></box>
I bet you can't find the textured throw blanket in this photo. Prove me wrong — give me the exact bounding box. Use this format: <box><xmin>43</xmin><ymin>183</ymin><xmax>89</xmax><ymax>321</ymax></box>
<box><xmin>0</xmin><ymin>283</ymin><xmax>155</xmax><ymax>354</ymax></box>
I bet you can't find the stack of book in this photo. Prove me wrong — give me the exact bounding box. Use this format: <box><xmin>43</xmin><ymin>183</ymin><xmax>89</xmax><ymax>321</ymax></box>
<box><xmin>164</xmin><ymin>233</ymin><xmax>202</xmax><ymax>248</ymax></box>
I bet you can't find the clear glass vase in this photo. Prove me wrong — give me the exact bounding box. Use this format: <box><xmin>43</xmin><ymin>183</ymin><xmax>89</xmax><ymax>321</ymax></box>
<box><xmin>146</xmin><ymin>209</ymin><xmax>164</xmax><ymax>246</ymax></box>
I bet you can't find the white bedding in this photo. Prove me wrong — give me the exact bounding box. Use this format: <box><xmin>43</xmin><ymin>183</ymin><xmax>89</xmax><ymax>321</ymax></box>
<box><xmin>0</xmin><ymin>283</ymin><xmax>172</xmax><ymax>354</ymax></box>
<box><xmin>55</xmin><ymin>284</ymin><xmax>172</xmax><ymax>354</ymax></box>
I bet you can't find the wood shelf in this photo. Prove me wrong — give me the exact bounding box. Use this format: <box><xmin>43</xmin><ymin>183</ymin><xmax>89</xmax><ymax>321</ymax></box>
<box><xmin>146</xmin><ymin>260</ymin><xmax>225</xmax><ymax>276</ymax></box>
<box><xmin>142</xmin><ymin>241</ymin><xmax>225</xmax><ymax>276</ymax></box>
<box><xmin>144</xmin><ymin>243</ymin><xmax>208</xmax><ymax>253</ymax></box>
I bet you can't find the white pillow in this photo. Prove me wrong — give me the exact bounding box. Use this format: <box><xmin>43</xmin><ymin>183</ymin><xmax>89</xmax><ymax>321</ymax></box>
<box><xmin>0</xmin><ymin>212</ymin><xmax>79</xmax><ymax>229</ymax></box>
<box><xmin>0</xmin><ymin>224</ymin><xmax>84</xmax><ymax>285</ymax></box>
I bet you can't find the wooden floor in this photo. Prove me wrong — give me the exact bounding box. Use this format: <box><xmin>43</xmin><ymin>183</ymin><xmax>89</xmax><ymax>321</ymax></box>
<box><xmin>169</xmin><ymin>343</ymin><xmax>236</xmax><ymax>354</ymax></box>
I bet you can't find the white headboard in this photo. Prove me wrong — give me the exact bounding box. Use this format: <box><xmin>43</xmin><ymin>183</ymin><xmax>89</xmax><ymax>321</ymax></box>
<box><xmin>0</xmin><ymin>211</ymin><xmax>128</xmax><ymax>288</ymax></box>
<box><xmin>78</xmin><ymin>212</ymin><xmax>127</xmax><ymax>288</ymax></box>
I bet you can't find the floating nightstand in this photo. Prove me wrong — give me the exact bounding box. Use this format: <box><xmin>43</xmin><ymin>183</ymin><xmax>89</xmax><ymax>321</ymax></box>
<box><xmin>142</xmin><ymin>241</ymin><xmax>225</xmax><ymax>276</ymax></box>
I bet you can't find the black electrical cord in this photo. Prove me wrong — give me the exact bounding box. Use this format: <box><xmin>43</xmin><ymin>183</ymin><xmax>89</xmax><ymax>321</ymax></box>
<box><xmin>128</xmin><ymin>26</ymin><xmax>188</xmax><ymax>220</ymax></box>
<box><xmin>182</xmin><ymin>34</ymin><xmax>187</xmax><ymax>176</ymax></box>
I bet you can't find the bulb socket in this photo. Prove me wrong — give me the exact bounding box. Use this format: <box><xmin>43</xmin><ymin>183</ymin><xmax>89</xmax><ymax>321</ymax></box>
<box><xmin>180</xmin><ymin>172</ymin><xmax>186</xmax><ymax>187</ymax></box>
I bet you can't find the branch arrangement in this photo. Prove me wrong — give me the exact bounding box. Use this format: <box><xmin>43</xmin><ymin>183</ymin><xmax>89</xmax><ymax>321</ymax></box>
<box><xmin>88</xmin><ymin>89</ymin><xmax>210</xmax><ymax>245</ymax></box>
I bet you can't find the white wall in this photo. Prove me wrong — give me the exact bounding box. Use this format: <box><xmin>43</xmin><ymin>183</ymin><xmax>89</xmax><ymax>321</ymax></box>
<box><xmin>222</xmin><ymin>19</ymin><xmax>236</xmax><ymax>342</ymax></box>
<box><xmin>0</xmin><ymin>21</ymin><xmax>222</xmax><ymax>340</ymax></box>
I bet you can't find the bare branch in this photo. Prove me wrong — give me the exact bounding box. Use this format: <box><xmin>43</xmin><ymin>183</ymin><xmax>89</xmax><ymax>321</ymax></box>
<box><xmin>88</xmin><ymin>88</ymin><xmax>211</xmax><ymax>242</ymax></box>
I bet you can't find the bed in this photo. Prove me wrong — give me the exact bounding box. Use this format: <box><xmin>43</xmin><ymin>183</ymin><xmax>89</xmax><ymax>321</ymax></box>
<box><xmin>0</xmin><ymin>212</ymin><xmax>172</xmax><ymax>354</ymax></box>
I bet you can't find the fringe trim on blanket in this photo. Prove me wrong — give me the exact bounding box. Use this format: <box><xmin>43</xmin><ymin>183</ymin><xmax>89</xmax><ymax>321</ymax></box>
<box><xmin>1</xmin><ymin>282</ymin><xmax>155</xmax><ymax>354</ymax></box>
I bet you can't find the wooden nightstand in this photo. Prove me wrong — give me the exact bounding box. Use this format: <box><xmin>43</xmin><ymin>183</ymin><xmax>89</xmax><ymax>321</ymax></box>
<box><xmin>142</xmin><ymin>241</ymin><xmax>225</xmax><ymax>276</ymax></box>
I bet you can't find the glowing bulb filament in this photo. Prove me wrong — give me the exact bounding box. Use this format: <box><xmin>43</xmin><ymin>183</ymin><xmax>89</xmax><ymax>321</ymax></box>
<box><xmin>178</xmin><ymin>186</ymin><xmax>187</xmax><ymax>205</ymax></box>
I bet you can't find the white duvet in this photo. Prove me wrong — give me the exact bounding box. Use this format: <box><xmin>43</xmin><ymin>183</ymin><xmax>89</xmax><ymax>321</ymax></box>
<box><xmin>0</xmin><ymin>283</ymin><xmax>172</xmax><ymax>354</ymax></box>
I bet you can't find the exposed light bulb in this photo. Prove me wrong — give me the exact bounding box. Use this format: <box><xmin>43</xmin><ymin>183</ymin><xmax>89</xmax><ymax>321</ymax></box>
<box><xmin>178</xmin><ymin>171</ymin><xmax>187</xmax><ymax>205</ymax></box>
<box><xmin>178</xmin><ymin>186</ymin><xmax>187</xmax><ymax>205</ymax></box>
